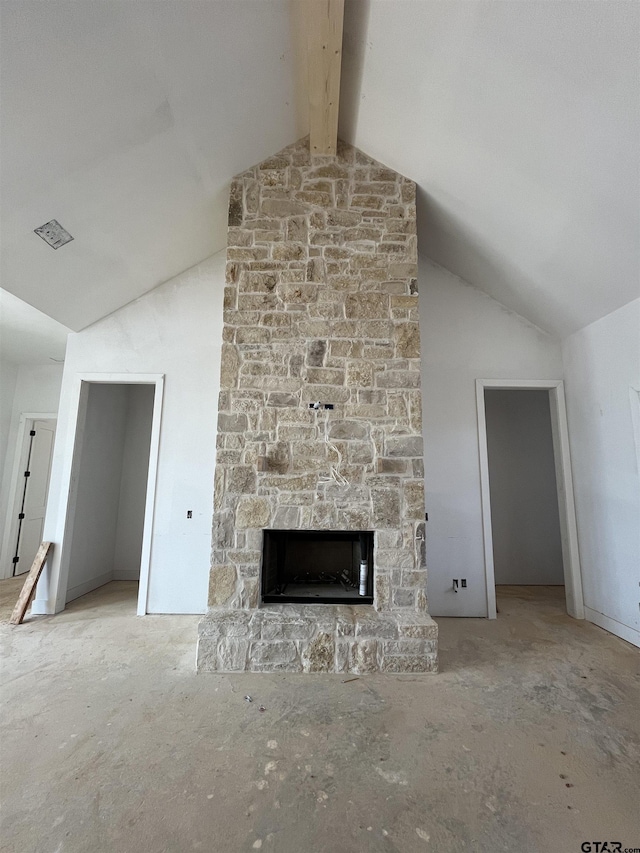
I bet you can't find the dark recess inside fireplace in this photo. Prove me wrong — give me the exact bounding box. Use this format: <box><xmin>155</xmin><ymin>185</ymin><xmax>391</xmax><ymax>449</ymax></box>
<box><xmin>261</xmin><ymin>529</ymin><xmax>374</xmax><ymax>604</ymax></box>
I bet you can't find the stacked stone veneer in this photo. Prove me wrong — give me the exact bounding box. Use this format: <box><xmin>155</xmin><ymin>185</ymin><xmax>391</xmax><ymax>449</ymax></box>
<box><xmin>197</xmin><ymin>137</ymin><xmax>438</xmax><ymax>673</ymax></box>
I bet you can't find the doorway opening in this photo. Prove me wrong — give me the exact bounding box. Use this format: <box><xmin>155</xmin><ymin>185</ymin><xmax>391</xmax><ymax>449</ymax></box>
<box><xmin>2</xmin><ymin>417</ymin><xmax>56</xmax><ymax>579</ymax></box>
<box><xmin>476</xmin><ymin>380</ymin><xmax>583</xmax><ymax>620</ymax></box>
<box><xmin>52</xmin><ymin>376</ymin><xmax>163</xmax><ymax>616</ymax></box>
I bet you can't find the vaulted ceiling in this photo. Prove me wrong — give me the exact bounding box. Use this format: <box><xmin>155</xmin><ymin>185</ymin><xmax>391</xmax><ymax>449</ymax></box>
<box><xmin>1</xmin><ymin>0</ymin><xmax>638</xmax><ymax>341</ymax></box>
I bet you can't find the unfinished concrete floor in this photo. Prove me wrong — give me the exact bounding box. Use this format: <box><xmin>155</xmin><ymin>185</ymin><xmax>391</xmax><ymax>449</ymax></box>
<box><xmin>1</xmin><ymin>580</ymin><xmax>638</xmax><ymax>853</ymax></box>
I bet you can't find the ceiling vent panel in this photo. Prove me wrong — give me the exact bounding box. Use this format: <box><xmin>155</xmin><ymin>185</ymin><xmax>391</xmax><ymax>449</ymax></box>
<box><xmin>34</xmin><ymin>220</ymin><xmax>73</xmax><ymax>249</ymax></box>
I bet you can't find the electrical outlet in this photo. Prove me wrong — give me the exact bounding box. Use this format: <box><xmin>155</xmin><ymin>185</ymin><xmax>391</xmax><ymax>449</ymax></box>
<box><xmin>461</xmin><ymin>579</ymin><xmax>467</xmax><ymax>588</ymax></box>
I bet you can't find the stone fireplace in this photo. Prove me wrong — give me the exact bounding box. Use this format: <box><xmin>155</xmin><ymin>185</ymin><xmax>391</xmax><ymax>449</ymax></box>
<box><xmin>196</xmin><ymin>137</ymin><xmax>438</xmax><ymax>673</ymax></box>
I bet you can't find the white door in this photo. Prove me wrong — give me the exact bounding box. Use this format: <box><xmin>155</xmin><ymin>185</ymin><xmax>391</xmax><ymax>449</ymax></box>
<box><xmin>12</xmin><ymin>420</ymin><xmax>56</xmax><ymax>576</ymax></box>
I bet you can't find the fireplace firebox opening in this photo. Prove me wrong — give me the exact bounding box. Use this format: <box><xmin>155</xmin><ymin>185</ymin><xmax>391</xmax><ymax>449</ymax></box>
<box><xmin>261</xmin><ymin>530</ymin><xmax>374</xmax><ymax>604</ymax></box>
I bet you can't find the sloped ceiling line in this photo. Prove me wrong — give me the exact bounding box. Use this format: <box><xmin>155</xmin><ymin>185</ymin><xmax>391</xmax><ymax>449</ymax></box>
<box><xmin>0</xmin><ymin>0</ymin><xmax>638</xmax><ymax>339</ymax></box>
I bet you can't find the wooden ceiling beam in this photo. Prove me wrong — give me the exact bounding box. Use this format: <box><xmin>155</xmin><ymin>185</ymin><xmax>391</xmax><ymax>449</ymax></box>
<box><xmin>307</xmin><ymin>0</ymin><xmax>345</xmax><ymax>156</ymax></box>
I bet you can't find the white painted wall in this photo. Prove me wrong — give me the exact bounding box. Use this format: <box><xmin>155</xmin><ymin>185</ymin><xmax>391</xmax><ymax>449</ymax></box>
<box><xmin>419</xmin><ymin>258</ymin><xmax>564</xmax><ymax>616</ymax></box>
<box><xmin>37</xmin><ymin>252</ymin><xmax>225</xmax><ymax>614</ymax></box>
<box><xmin>113</xmin><ymin>385</ymin><xmax>155</xmax><ymax>580</ymax></box>
<box><xmin>562</xmin><ymin>300</ymin><xmax>640</xmax><ymax>647</ymax></box>
<box><xmin>0</xmin><ymin>363</ymin><xmax>63</xmax><ymax>577</ymax></box>
<box><xmin>65</xmin><ymin>384</ymin><xmax>129</xmax><ymax>602</ymax></box>
<box><xmin>0</xmin><ymin>360</ymin><xmax>18</xmax><ymax>504</ymax></box>
<box><xmin>484</xmin><ymin>390</ymin><xmax>564</xmax><ymax>585</ymax></box>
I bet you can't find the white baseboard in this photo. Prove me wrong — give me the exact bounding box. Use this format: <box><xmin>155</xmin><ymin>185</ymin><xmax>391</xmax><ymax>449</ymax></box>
<box><xmin>65</xmin><ymin>571</ymin><xmax>113</xmax><ymax>604</ymax></box>
<box><xmin>30</xmin><ymin>570</ymin><xmax>137</xmax><ymax>614</ymax></box>
<box><xmin>584</xmin><ymin>607</ymin><xmax>640</xmax><ymax>649</ymax></box>
<box><xmin>112</xmin><ymin>570</ymin><xmax>140</xmax><ymax>581</ymax></box>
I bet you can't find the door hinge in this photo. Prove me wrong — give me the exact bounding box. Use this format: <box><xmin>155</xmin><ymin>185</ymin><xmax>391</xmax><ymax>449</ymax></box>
<box><xmin>425</xmin><ymin>512</ymin><xmax>428</xmax><ymax>521</ymax></box>
<box><xmin>12</xmin><ymin>556</ymin><xmax>19</xmax><ymax>564</ymax></box>
<box><xmin>18</xmin><ymin>513</ymin><xmax>25</xmax><ymax>520</ymax></box>
<box><xmin>24</xmin><ymin>471</ymin><xmax>31</xmax><ymax>478</ymax></box>
<box><xmin>29</xmin><ymin>429</ymin><xmax>36</xmax><ymax>436</ymax></box>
